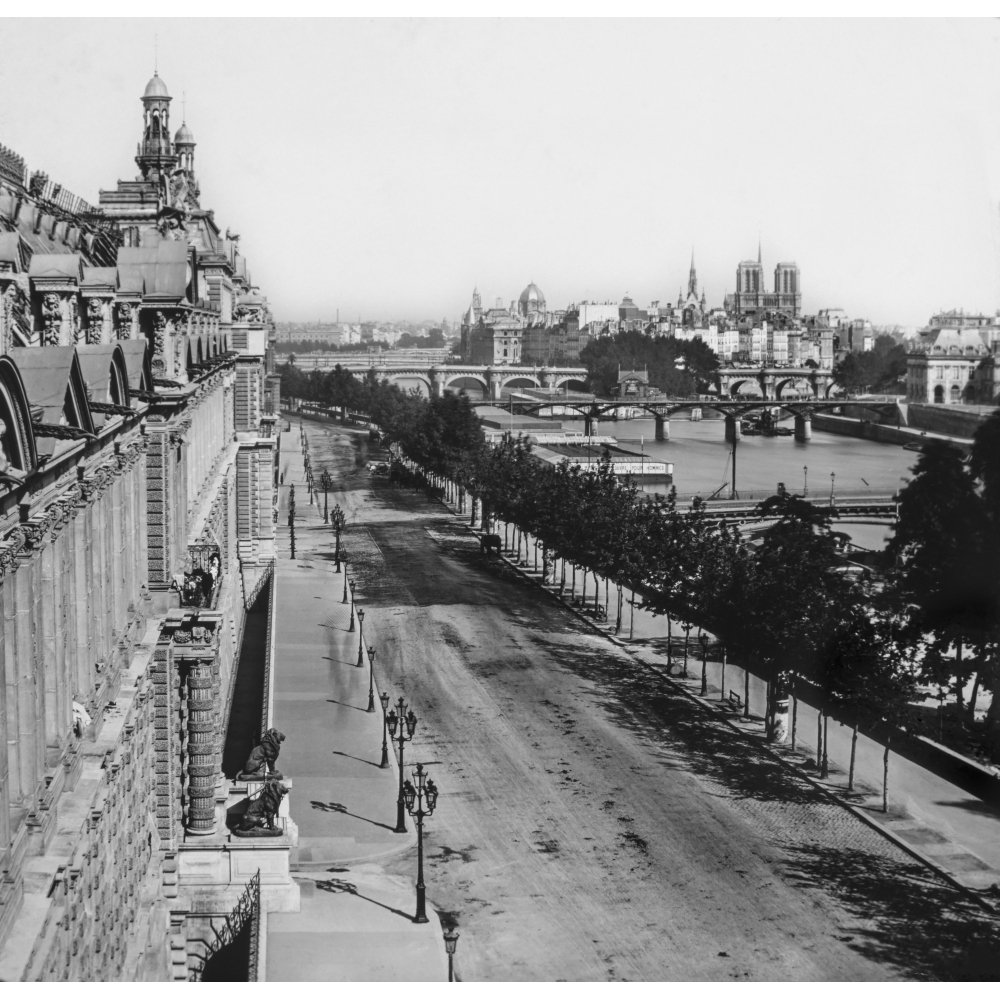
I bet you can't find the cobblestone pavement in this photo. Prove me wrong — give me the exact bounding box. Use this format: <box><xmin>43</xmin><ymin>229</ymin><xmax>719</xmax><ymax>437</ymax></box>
<box><xmin>305</xmin><ymin>420</ymin><xmax>1000</xmax><ymax>982</ymax></box>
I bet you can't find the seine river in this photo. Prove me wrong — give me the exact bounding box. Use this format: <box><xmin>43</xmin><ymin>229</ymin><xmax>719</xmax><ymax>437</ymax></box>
<box><xmin>556</xmin><ymin>413</ymin><xmax>919</xmax><ymax>550</ymax></box>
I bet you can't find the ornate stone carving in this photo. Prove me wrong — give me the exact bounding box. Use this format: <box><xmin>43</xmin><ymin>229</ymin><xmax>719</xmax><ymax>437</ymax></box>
<box><xmin>85</xmin><ymin>298</ymin><xmax>105</xmax><ymax>345</ymax></box>
<box><xmin>29</xmin><ymin>170</ymin><xmax>48</xmax><ymax>198</ymax></box>
<box><xmin>2</xmin><ymin>280</ymin><xmax>31</xmax><ymax>350</ymax></box>
<box><xmin>151</xmin><ymin>311</ymin><xmax>167</xmax><ymax>374</ymax></box>
<box><xmin>41</xmin><ymin>292</ymin><xmax>61</xmax><ymax>345</ymax></box>
<box><xmin>115</xmin><ymin>301</ymin><xmax>134</xmax><ymax>336</ymax></box>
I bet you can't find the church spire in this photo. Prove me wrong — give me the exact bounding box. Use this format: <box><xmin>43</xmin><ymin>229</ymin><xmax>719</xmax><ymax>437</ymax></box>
<box><xmin>688</xmin><ymin>249</ymin><xmax>698</xmax><ymax>299</ymax></box>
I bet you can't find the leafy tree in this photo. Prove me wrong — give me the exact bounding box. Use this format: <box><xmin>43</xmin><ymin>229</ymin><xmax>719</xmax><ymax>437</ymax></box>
<box><xmin>739</xmin><ymin>496</ymin><xmax>854</xmax><ymax>741</ymax></box>
<box><xmin>580</xmin><ymin>331</ymin><xmax>719</xmax><ymax>396</ymax></box>
<box><xmin>886</xmin><ymin>440</ymin><xmax>992</xmax><ymax>720</ymax></box>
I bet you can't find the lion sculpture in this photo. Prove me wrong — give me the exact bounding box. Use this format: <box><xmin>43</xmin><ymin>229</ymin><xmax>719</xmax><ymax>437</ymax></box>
<box><xmin>238</xmin><ymin>776</ymin><xmax>288</xmax><ymax>833</ymax></box>
<box><xmin>240</xmin><ymin>728</ymin><xmax>286</xmax><ymax>780</ymax></box>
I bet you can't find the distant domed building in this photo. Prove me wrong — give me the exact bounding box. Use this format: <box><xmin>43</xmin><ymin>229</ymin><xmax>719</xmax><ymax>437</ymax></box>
<box><xmin>517</xmin><ymin>282</ymin><xmax>546</xmax><ymax>322</ymax></box>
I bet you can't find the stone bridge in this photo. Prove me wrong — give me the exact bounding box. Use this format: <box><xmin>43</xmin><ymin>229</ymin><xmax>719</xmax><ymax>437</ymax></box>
<box><xmin>491</xmin><ymin>389</ymin><xmax>897</xmax><ymax>444</ymax></box>
<box><xmin>712</xmin><ymin>365</ymin><xmax>838</xmax><ymax>400</ymax></box>
<box><xmin>300</xmin><ymin>359</ymin><xmax>590</xmax><ymax>400</ymax></box>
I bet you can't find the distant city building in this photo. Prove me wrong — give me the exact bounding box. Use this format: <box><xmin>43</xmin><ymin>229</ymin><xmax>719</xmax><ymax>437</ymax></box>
<box><xmin>906</xmin><ymin>311</ymin><xmax>1000</xmax><ymax>404</ymax></box>
<box><xmin>725</xmin><ymin>244</ymin><xmax>801</xmax><ymax>319</ymax></box>
<box><xmin>461</xmin><ymin>282</ymin><xmax>553</xmax><ymax>364</ymax></box>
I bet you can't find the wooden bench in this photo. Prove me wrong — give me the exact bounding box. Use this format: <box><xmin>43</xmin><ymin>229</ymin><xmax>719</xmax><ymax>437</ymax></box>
<box><xmin>728</xmin><ymin>690</ymin><xmax>743</xmax><ymax>710</ymax></box>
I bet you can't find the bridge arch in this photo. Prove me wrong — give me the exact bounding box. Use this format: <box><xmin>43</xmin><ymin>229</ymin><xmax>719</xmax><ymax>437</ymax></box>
<box><xmin>501</xmin><ymin>374</ymin><xmax>542</xmax><ymax>392</ymax></box>
<box><xmin>773</xmin><ymin>376</ymin><xmax>816</xmax><ymax>400</ymax></box>
<box><xmin>443</xmin><ymin>373</ymin><xmax>489</xmax><ymax>397</ymax></box>
<box><xmin>553</xmin><ymin>375</ymin><xmax>589</xmax><ymax>391</ymax></box>
<box><xmin>386</xmin><ymin>372</ymin><xmax>433</xmax><ymax>397</ymax></box>
<box><xmin>727</xmin><ymin>378</ymin><xmax>764</xmax><ymax>398</ymax></box>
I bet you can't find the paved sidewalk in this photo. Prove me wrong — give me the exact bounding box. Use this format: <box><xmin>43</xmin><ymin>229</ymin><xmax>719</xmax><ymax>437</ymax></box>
<box><xmin>264</xmin><ymin>425</ymin><xmax>447</xmax><ymax>982</ymax></box>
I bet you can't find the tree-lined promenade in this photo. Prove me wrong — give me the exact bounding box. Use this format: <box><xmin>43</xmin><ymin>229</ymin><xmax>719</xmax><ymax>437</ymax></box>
<box><xmin>280</xmin><ymin>361</ymin><xmax>1000</xmax><ymax>776</ymax></box>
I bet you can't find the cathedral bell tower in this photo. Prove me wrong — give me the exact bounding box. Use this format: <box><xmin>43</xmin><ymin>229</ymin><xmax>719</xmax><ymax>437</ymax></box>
<box><xmin>135</xmin><ymin>71</ymin><xmax>177</xmax><ymax>183</ymax></box>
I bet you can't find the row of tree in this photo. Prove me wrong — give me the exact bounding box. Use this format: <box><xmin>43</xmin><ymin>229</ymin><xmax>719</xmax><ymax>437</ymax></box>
<box><xmin>282</xmin><ymin>360</ymin><xmax>1000</xmax><ymax>769</ymax></box>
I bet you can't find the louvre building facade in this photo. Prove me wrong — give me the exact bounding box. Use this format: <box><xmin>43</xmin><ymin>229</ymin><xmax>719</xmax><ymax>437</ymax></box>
<box><xmin>0</xmin><ymin>73</ymin><xmax>288</xmax><ymax>980</ymax></box>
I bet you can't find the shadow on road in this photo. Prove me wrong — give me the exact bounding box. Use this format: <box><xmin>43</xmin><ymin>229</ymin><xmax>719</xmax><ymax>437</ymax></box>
<box><xmin>310</xmin><ymin>799</ymin><xmax>397</xmax><ymax>832</ymax></box>
<box><xmin>531</xmin><ymin>634</ymin><xmax>822</xmax><ymax>806</ymax></box>
<box><xmin>315</xmin><ymin>875</ymin><xmax>414</xmax><ymax>922</ymax></box>
<box><xmin>780</xmin><ymin>843</ymin><xmax>1000</xmax><ymax>981</ymax></box>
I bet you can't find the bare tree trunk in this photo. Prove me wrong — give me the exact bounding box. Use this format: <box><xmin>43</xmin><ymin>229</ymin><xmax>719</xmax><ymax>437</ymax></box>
<box><xmin>883</xmin><ymin>734</ymin><xmax>891</xmax><ymax>813</ymax></box>
<box><xmin>821</xmin><ymin>712</ymin><xmax>830</xmax><ymax>778</ymax></box>
<box><xmin>629</xmin><ymin>592</ymin><xmax>635</xmax><ymax>640</ymax></box>
<box><xmin>720</xmin><ymin>647</ymin><xmax>727</xmax><ymax>703</ymax></box>
<box><xmin>744</xmin><ymin>665</ymin><xmax>750</xmax><ymax>719</ymax></box>
<box><xmin>968</xmin><ymin>670</ymin><xmax>982</xmax><ymax>723</ymax></box>
<box><xmin>955</xmin><ymin>641</ymin><xmax>965</xmax><ymax>713</ymax></box>
<box><xmin>700</xmin><ymin>641</ymin><xmax>708</xmax><ymax>696</ymax></box>
<box><xmin>667</xmin><ymin>614</ymin><xmax>673</xmax><ymax>673</ymax></box>
<box><xmin>615</xmin><ymin>585</ymin><xmax>623</xmax><ymax>633</ymax></box>
<box><xmin>791</xmin><ymin>672</ymin><xmax>798</xmax><ymax>750</ymax></box>
<box><xmin>848</xmin><ymin>721</ymin><xmax>859</xmax><ymax>791</ymax></box>
<box><xmin>816</xmin><ymin>710</ymin><xmax>823</xmax><ymax>769</ymax></box>
<box><xmin>571</xmin><ymin>563</ymin><xmax>577</xmax><ymax>600</ymax></box>
<box><xmin>560</xmin><ymin>559</ymin><xmax>566</xmax><ymax>596</ymax></box>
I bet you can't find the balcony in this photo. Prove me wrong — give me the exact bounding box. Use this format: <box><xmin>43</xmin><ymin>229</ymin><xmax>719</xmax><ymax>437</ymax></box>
<box><xmin>174</xmin><ymin>544</ymin><xmax>222</xmax><ymax>609</ymax></box>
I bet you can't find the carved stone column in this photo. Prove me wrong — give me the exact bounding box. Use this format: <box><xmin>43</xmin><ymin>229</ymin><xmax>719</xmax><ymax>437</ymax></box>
<box><xmin>40</xmin><ymin>292</ymin><xmax>62</xmax><ymax>346</ymax></box>
<box><xmin>150</xmin><ymin>310</ymin><xmax>170</xmax><ymax>378</ymax></box>
<box><xmin>184</xmin><ymin>655</ymin><xmax>217</xmax><ymax>836</ymax></box>
<box><xmin>84</xmin><ymin>297</ymin><xmax>111</xmax><ymax>345</ymax></box>
<box><xmin>115</xmin><ymin>301</ymin><xmax>137</xmax><ymax>340</ymax></box>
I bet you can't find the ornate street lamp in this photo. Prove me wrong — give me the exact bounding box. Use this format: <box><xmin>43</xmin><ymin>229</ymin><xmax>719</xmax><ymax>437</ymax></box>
<box><xmin>402</xmin><ymin>762</ymin><xmax>439</xmax><ymax>923</ymax></box>
<box><xmin>330</xmin><ymin>504</ymin><xmax>346</xmax><ymax>573</ymax></box>
<box><xmin>356</xmin><ymin>608</ymin><xmax>366</xmax><ymax>667</ymax></box>
<box><xmin>348</xmin><ymin>579</ymin><xmax>357</xmax><ymax>631</ymax></box>
<box><xmin>829</xmin><ymin>471</ymin><xmax>836</xmax><ymax>507</ymax></box>
<box><xmin>386</xmin><ymin>698</ymin><xmax>417</xmax><ymax>833</ymax></box>
<box><xmin>379</xmin><ymin>690</ymin><xmax>391</xmax><ymax>768</ymax></box>
<box><xmin>443</xmin><ymin>927</ymin><xmax>460</xmax><ymax>983</ymax></box>
<box><xmin>320</xmin><ymin>469</ymin><xmax>332</xmax><ymax>523</ymax></box>
<box><xmin>342</xmin><ymin>557</ymin><xmax>349</xmax><ymax>603</ymax></box>
<box><xmin>366</xmin><ymin>644</ymin><xmax>377</xmax><ymax>713</ymax></box>
<box><xmin>802</xmin><ymin>465</ymin><xmax>808</xmax><ymax>497</ymax></box>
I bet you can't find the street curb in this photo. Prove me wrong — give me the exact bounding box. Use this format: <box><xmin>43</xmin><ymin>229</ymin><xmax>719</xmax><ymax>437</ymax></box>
<box><xmin>443</xmin><ymin>500</ymin><xmax>1000</xmax><ymax>918</ymax></box>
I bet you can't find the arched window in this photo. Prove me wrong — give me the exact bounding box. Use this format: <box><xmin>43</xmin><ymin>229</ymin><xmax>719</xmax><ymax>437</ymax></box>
<box><xmin>949</xmin><ymin>384</ymin><xmax>961</xmax><ymax>403</ymax></box>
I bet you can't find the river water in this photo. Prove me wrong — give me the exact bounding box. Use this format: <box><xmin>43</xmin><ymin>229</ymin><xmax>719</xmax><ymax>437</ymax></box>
<box><xmin>556</xmin><ymin>413</ymin><xmax>919</xmax><ymax>550</ymax></box>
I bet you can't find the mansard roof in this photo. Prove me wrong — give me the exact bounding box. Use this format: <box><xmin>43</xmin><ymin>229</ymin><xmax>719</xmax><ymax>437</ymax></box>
<box><xmin>119</xmin><ymin>339</ymin><xmax>153</xmax><ymax>393</ymax></box>
<box><xmin>7</xmin><ymin>347</ymin><xmax>96</xmax><ymax>437</ymax></box>
<box><xmin>117</xmin><ymin>240</ymin><xmax>187</xmax><ymax>301</ymax></box>
<box><xmin>81</xmin><ymin>265</ymin><xmax>118</xmax><ymax>294</ymax></box>
<box><xmin>77</xmin><ymin>344</ymin><xmax>131</xmax><ymax>411</ymax></box>
<box><xmin>0</xmin><ymin>354</ymin><xmax>37</xmax><ymax>478</ymax></box>
<box><xmin>28</xmin><ymin>253</ymin><xmax>83</xmax><ymax>282</ymax></box>
<box><xmin>0</xmin><ymin>232</ymin><xmax>30</xmax><ymax>272</ymax></box>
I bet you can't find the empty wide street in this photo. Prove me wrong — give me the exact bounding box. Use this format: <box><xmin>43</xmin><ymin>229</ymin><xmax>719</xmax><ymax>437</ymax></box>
<box><xmin>296</xmin><ymin>419</ymin><xmax>998</xmax><ymax>982</ymax></box>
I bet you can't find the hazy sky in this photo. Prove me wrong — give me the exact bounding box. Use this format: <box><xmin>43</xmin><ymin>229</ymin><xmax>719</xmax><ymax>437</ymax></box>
<box><xmin>2</xmin><ymin>17</ymin><xmax>999</xmax><ymax>328</ymax></box>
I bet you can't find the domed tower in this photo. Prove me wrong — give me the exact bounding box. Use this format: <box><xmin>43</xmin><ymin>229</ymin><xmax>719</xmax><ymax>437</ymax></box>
<box><xmin>518</xmin><ymin>282</ymin><xmax>546</xmax><ymax>321</ymax></box>
<box><xmin>135</xmin><ymin>71</ymin><xmax>177</xmax><ymax>182</ymax></box>
<box><xmin>173</xmin><ymin>120</ymin><xmax>200</xmax><ymax>204</ymax></box>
